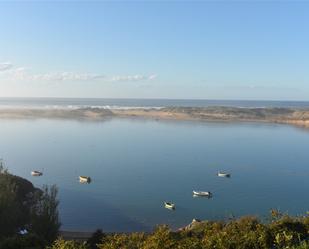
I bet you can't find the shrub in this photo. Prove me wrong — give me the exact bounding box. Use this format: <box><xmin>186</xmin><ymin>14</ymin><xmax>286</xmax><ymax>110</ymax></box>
<box><xmin>42</xmin><ymin>214</ymin><xmax>309</xmax><ymax>249</ymax></box>
<box><xmin>0</xmin><ymin>233</ymin><xmax>45</xmax><ymax>249</ymax></box>
<box><xmin>87</xmin><ymin>229</ymin><xmax>104</xmax><ymax>249</ymax></box>
<box><xmin>143</xmin><ymin>225</ymin><xmax>178</xmax><ymax>249</ymax></box>
<box><xmin>47</xmin><ymin>238</ymin><xmax>89</xmax><ymax>249</ymax></box>
<box><xmin>290</xmin><ymin>241</ymin><xmax>309</xmax><ymax>249</ymax></box>
<box><xmin>98</xmin><ymin>232</ymin><xmax>145</xmax><ymax>249</ymax></box>
<box><xmin>201</xmin><ymin>216</ymin><xmax>272</xmax><ymax>249</ymax></box>
<box><xmin>270</xmin><ymin>216</ymin><xmax>307</xmax><ymax>248</ymax></box>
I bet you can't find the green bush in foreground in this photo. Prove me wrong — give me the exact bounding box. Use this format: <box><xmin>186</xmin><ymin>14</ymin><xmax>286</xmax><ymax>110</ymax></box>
<box><xmin>46</xmin><ymin>239</ymin><xmax>89</xmax><ymax>249</ymax></box>
<box><xmin>48</xmin><ymin>213</ymin><xmax>309</xmax><ymax>249</ymax></box>
<box><xmin>291</xmin><ymin>241</ymin><xmax>309</xmax><ymax>249</ymax></box>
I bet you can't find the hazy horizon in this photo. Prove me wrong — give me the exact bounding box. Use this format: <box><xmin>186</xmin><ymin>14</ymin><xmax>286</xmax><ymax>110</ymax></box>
<box><xmin>1</xmin><ymin>96</ymin><xmax>309</xmax><ymax>102</ymax></box>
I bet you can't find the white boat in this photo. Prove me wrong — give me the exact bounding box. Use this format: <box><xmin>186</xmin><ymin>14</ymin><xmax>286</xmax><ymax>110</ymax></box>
<box><xmin>193</xmin><ymin>190</ymin><xmax>212</xmax><ymax>197</ymax></box>
<box><xmin>31</xmin><ymin>171</ymin><xmax>43</xmax><ymax>176</ymax></box>
<box><xmin>79</xmin><ymin>176</ymin><xmax>91</xmax><ymax>183</ymax></box>
<box><xmin>217</xmin><ymin>171</ymin><xmax>231</xmax><ymax>177</ymax></box>
<box><xmin>164</xmin><ymin>201</ymin><xmax>175</xmax><ymax>210</ymax></box>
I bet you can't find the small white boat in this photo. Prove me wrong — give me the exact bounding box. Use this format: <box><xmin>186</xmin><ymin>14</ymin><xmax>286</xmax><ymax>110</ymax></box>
<box><xmin>79</xmin><ymin>176</ymin><xmax>91</xmax><ymax>183</ymax></box>
<box><xmin>31</xmin><ymin>171</ymin><xmax>43</xmax><ymax>176</ymax></box>
<box><xmin>164</xmin><ymin>201</ymin><xmax>175</xmax><ymax>210</ymax></box>
<box><xmin>193</xmin><ymin>190</ymin><xmax>212</xmax><ymax>197</ymax></box>
<box><xmin>217</xmin><ymin>171</ymin><xmax>231</xmax><ymax>177</ymax></box>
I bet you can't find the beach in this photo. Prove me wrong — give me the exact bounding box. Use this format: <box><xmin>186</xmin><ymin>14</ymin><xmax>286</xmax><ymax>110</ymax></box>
<box><xmin>0</xmin><ymin>106</ymin><xmax>308</xmax><ymax>128</ymax></box>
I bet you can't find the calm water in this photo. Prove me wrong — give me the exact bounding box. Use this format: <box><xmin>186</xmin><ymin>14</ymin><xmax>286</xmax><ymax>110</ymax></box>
<box><xmin>0</xmin><ymin>118</ymin><xmax>309</xmax><ymax>232</ymax></box>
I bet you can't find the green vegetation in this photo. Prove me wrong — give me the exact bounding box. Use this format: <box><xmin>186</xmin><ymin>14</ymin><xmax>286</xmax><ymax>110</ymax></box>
<box><xmin>48</xmin><ymin>214</ymin><xmax>309</xmax><ymax>249</ymax></box>
<box><xmin>31</xmin><ymin>185</ymin><xmax>61</xmax><ymax>243</ymax></box>
<box><xmin>0</xmin><ymin>160</ymin><xmax>60</xmax><ymax>248</ymax></box>
<box><xmin>292</xmin><ymin>241</ymin><xmax>309</xmax><ymax>249</ymax></box>
<box><xmin>47</xmin><ymin>239</ymin><xmax>89</xmax><ymax>249</ymax></box>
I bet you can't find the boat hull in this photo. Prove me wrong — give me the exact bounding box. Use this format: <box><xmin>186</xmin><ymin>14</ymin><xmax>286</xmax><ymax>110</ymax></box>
<box><xmin>193</xmin><ymin>191</ymin><xmax>212</xmax><ymax>197</ymax></box>
<box><xmin>217</xmin><ymin>172</ymin><xmax>230</xmax><ymax>177</ymax></box>
<box><xmin>79</xmin><ymin>176</ymin><xmax>91</xmax><ymax>183</ymax></box>
<box><xmin>164</xmin><ymin>202</ymin><xmax>175</xmax><ymax>210</ymax></box>
<box><xmin>31</xmin><ymin>171</ymin><xmax>42</xmax><ymax>176</ymax></box>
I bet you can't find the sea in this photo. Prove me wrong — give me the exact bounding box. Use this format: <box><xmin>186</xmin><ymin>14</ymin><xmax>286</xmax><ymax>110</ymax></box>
<box><xmin>0</xmin><ymin>98</ymin><xmax>309</xmax><ymax>232</ymax></box>
<box><xmin>0</xmin><ymin>97</ymin><xmax>309</xmax><ymax>109</ymax></box>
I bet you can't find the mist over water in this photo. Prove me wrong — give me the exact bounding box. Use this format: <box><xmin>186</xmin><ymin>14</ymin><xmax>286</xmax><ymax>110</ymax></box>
<box><xmin>1</xmin><ymin>117</ymin><xmax>309</xmax><ymax>232</ymax></box>
<box><xmin>1</xmin><ymin>97</ymin><xmax>309</xmax><ymax>109</ymax></box>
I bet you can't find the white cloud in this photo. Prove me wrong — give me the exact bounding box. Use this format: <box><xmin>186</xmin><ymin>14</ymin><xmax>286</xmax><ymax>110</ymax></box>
<box><xmin>0</xmin><ymin>62</ymin><xmax>13</xmax><ymax>72</ymax></box>
<box><xmin>29</xmin><ymin>72</ymin><xmax>105</xmax><ymax>81</ymax></box>
<box><xmin>26</xmin><ymin>72</ymin><xmax>156</xmax><ymax>82</ymax></box>
<box><xmin>148</xmin><ymin>74</ymin><xmax>157</xmax><ymax>80</ymax></box>
<box><xmin>10</xmin><ymin>67</ymin><xmax>27</xmax><ymax>80</ymax></box>
<box><xmin>111</xmin><ymin>74</ymin><xmax>156</xmax><ymax>82</ymax></box>
<box><xmin>0</xmin><ymin>62</ymin><xmax>157</xmax><ymax>83</ymax></box>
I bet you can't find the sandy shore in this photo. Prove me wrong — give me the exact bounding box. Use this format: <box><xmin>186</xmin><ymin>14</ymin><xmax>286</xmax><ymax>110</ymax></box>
<box><xmin>114</xmin><ymin>107</ymin><xmax>309</xmax><ymax>128</ymax></box>
<box><xmin>0</xmin><ymin>108</ymin><xmax>113</xmax><ymax>120</ymax></box>
<box><xmin>0</xmin><ymin>106</ymin><xmax>309</xmax><ymax>128</ymax></box>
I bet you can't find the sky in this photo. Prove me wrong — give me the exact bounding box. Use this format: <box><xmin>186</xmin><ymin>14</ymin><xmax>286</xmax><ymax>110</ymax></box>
<box><xmin>0</xmin><ymin>1</ymin><xmax>308</xmax><ymax>100</ymax></box>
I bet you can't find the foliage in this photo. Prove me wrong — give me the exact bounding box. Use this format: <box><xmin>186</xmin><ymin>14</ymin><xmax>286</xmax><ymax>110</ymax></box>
<box><xmin>201</xmin><ymin>216</ymin><xmax>272</xmax><ymax>249</ymax></box>
<box><xmin>31</xmin><ymin>185</ymin><xmax>61</xmax><ymax>243</ymax></box>
<box><xmin>0</xmin><ymin>165</ymin><xmax>37</xmax><ymax>237</ymax></box>
<box><xmin>47</xmin><ymin>238</ymin><xmax>89</xmax><ymax>249</ymax></box>
<box><xmin>143</xmin><ymin>225</ymin><xmax>177</xmax><ymax>249</ymax></box>
<box><xmin>94</xmin><ymin>214</ymin><xmax>309</xmax><ymax>249</ymax></box>
<box><xmin>291</xmin><ymin>241</ymin><xmax>309</xmax><ymax>249</ymax></box>
<box><xmin>0</xmin><ymin>233</ymin><xmax>45</xmax><ymax>249</ymax></box>
<box><xmin>270</xmin><ymin>215</ymin><xmax>307</xmax><ymax>248</ymax></box>
<box><xmin>87</xmin><ymin>229</ymin><xmax>104</xmax><ymax>249</ymax></box>
<box><xmin>0</xmin><ymin>164</ymin><xmax>60</xmax><ymax>248</ymax></box>
<box><xmin>98</xmin><ymin>232</ymin><xmax>146</xmax><ymax>249</ymax></box>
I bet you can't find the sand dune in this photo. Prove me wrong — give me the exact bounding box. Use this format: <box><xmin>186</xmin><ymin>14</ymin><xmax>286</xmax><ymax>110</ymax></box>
<box><xmin>0</xmin><ymin>106</ymin><xmax>308</xmax><ymax>128</ymax></box>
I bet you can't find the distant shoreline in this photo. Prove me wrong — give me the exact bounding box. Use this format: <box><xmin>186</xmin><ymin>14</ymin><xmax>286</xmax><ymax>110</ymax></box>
<box><xmin>0</xmin><ymin>106</ymin><xmax>308</xmax><ymax>128</ymax></box>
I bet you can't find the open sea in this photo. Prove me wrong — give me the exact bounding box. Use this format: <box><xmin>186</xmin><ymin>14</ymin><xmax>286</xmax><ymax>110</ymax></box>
<box><xmin>0</xmin><ymin>98</ymin><xmax>309</xmax><ymax>232</ymax></box>
<box><xmin>1</xmin><ymin>97</ymin><xmax>309</xmax><ymax>109</ymax></box>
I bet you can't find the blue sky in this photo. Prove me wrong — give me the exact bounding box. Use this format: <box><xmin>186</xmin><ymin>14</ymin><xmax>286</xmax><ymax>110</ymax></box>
<box><xmin>0</xmin><ymin>1</ymin><xmax>308</xmax><ymax>100</ymax></box>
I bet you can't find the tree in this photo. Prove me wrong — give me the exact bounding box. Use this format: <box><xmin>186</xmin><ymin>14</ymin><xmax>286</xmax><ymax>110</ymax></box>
<box><xmin>31</xmin><ymin>185</ymin><xmax>61</xmax><ymax>243</ymax></box>
<box><xmin>0</xmin><ymin>162</ymin><xmax>37</xmax><ymax>237</ymax></box>
<box><xmin>0</xmin><ymin>162</ymin><xmax>61</xmax><ymax>246</ymax></box>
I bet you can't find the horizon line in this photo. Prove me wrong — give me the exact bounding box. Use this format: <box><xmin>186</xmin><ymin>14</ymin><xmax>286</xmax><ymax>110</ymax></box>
<box><xmin>0</xmin><ymin>96</ymin><xmax>309</xmax><ymax>102</ymax></box>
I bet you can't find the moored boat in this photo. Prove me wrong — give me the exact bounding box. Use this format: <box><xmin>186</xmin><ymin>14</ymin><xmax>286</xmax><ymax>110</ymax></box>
<box><xmin>193</xmin><ymin>190</ymin><xmax>212</xmax><ymax>197</ymax></box>
<box><xmin>217</xmin><ymin>171</ymin><xmax>230</xmax><ymax>177</ymax></box>
<box><xmin>79</xmin><ymin>176</ymin><xmax>91</xmax><ymax>183</ymax></box>
<box><xmin>31</xmin><ymin>171</ymin><xmax>43</xmax><ymax>176</ymax></box>
<box><xmin>164</xmin><ymin>201</ymin><xmax>175</xmax><ymax>210</ymax></box>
